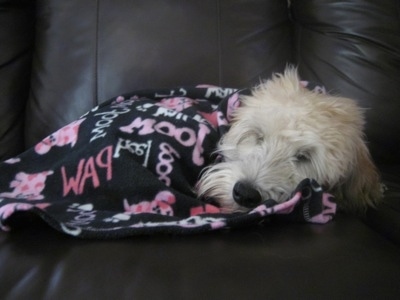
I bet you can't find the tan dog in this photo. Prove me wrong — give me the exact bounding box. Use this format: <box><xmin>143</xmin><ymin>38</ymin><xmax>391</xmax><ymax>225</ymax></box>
<box><xmin>197</xmin><ymin>68</ymin><xmax>382</xmax><ymax>213</ymax></box>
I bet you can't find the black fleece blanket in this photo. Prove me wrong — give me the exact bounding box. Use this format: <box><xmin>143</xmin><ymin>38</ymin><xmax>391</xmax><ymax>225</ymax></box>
<box><xmin>0</xmin><ymin>85</ymin><xmax>336</xmax><ymax>238</ymax></box>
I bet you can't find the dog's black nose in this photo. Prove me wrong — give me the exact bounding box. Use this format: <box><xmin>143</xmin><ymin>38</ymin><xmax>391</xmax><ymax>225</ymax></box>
<box><xmin>232</xmin><ymin>181</ymin><xmax>262</xmax><ymax>208</ymax></box>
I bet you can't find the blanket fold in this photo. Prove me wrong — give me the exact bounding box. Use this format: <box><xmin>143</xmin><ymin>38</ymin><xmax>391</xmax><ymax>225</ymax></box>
<box><xmin>0</xmin><ymin>86</ymin><xmax>336</xmax><ymax>238</ymax></box>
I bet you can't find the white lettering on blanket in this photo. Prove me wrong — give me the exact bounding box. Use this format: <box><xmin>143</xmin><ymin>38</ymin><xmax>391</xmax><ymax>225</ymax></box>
<box><xmin>120</xmin><ymin>118</ymin><xmax>210</xmax><ymax>166</ymax></box>
<box><xmin>136</xmin><ymin>103</ymin><xmax>189</xmax><ymax>122</ymax></box>
<box><xmin>65</xmin><ymin>203</ymin><xmax>96</xmax><ymax>227</ymax></box>
<box><xmin>90</xmin><ymin>100</ymin><xmax>135</xmax><ymax>142</ymax></box>
<box><xmin>136</xmin><ymin>103</ymin><xmax>207</xmax><ymax>124</ymax></box>
<box><xmin>204</xmin><ymin>87</ymin><xmax>237</xmax><ymax>99</ymax></box>
<box><xmin>152</xmin><ymin>106</ymin><xmax>188</xmax><ymax>121</ymax></box>
<box><xmin>113</xmin><ymin>138</ymin><xmax>152</xmax><ymax>167</ymax></box>
<box><xmin>154</xmin><ymin>88</ymin><xmax>187</xmax><ymax>98</ymax></box>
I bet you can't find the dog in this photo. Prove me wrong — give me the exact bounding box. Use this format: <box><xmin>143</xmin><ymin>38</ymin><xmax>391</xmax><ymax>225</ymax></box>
<box><xmin>196</xmin><ymin>68</ymin><xmax>382</xmax><ymax>213</ymax></box>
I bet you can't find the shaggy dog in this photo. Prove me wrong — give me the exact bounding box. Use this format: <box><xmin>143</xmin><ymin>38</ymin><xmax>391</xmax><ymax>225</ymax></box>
<box><xmin>197</xmin><ymin>68</ymin><xmax>382</xmax><ymax>213</ymax></box>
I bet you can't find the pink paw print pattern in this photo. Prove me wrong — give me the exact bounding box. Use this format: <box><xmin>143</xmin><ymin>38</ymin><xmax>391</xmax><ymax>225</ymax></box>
<box><xmin>156</xmin><ymin>97</ymin><xmax>195</xmax><ymax>111</ymax></box>
<box><xmin>35</xmin><ymin>118</ymin><xmax>85</xmax><ymax>155</ymax></box>
<box><xmin>124</xmin><ymin>191</ymin><xmax>176</xmax><ymax>216</ymax></box>
<box><xmin>0</xmin><ymin>170</ymin><xmax>54</xmax><ymax>200</ymax></box>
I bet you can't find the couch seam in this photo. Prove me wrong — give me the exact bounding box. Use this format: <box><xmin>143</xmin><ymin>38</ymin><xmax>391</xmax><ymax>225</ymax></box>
<box><xmin>94</xmin><ymin>0</ymin><xmax>100</xmax><ymax>106</ymax></box>
<box><xmin>216</xmin><ymin>0</ymin><xmax>223</xmax><ymax>85</ymax></box>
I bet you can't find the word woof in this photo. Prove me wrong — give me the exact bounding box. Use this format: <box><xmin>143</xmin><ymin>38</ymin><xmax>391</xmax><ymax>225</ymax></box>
<box><xmin>90</xmin><ymin>100</ymin><xmax>135</xmax><ymax>142</ymax></box>
<box><xmin>120</xmin><ymin>117</ymin><xmax>211</xmax><ymax>166</ymax></box>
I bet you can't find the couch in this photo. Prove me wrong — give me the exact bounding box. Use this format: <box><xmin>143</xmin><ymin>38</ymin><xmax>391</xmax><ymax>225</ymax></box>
<box><xmin>1</xmin><ymin>0</ymin><xmax>399</xmax><ymax>298</ymax></box>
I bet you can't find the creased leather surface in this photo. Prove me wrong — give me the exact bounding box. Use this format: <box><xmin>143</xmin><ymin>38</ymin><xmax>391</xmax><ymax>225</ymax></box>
<box><xmin>1</xmin><ymin>214</ymin><xmax>399</xmax><ymax>299</ymax></box>
<box><xmin>0</xmin><ymin>1</ymin><xmax>399</xmax><ymax>298</ymax></box>
<box><xmin>291</xmin><ymin>0</ymin><xmax>400</xmax><ymax>164</ymax></box>
<box><xmin>0</xmin><ymin>0</ymin><xmax>35</xmax><ymax>159</ymax></box>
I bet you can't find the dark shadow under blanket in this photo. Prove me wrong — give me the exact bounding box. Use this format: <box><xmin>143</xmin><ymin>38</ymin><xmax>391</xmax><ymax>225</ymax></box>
<box><xmin>0</xmin><ymin>86</ymin><xmax>336</xmax><ymax>238</ymax></box>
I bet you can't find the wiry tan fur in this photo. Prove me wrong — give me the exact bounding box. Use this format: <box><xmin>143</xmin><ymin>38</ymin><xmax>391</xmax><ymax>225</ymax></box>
<box><xmin>197</xmin><ymin>68</ymin><xmax>382</xmax><ymax>213</ymax></box>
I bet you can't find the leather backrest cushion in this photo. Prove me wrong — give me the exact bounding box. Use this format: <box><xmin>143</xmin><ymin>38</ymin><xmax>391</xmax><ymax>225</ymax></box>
<box><xmin>25</xmin><ymin>0</ymin><xmax>292</xmax><ymax>149</ymax></box>
<box><xmin>291</xmin><ymin>0</ymin><xmax>400</xmax><ymax>164</ymax></box>
<box><xmin>0</xmin><ymin>0</ymin><xmax>35</xmax><ymax>159</ymax></box>
<box><xmin>4</xmin><ymin>0</ymin><xmax>398</xmax><ymax>165</ymax></box>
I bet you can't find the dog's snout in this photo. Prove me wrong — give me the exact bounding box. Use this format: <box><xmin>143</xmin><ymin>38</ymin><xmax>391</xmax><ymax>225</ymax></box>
<box><xmin>233</xmin><ymin>181</ymin><xmax>262</xmax><ymax>208</ymax></box>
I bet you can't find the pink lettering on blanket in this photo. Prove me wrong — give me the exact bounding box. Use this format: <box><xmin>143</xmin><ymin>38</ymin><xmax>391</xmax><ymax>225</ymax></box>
<box><xmin>120</xmin><ymin>117</ymin><xmax>210</xmax><ymax>166</ymax></box>
<box><xmin>61</xmin><ymin>146</ymin><xmax>113</xmax><ymax>196</ymax></box>
<box><xmin>156</xmin><ymin>143</ymin><xmax>180</xmax><ymax>186</ymax></box>
<box><xmin>0</xmin><ymin>86</ymin><xmax>336</xmax><ymax>238</ymax></box>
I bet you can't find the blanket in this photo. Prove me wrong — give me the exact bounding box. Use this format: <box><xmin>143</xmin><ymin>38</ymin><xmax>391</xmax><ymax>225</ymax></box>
<box><xmin>0</xmin><ymin>85</ymin><xmax>336</xmax><ymax>238</ymax></box>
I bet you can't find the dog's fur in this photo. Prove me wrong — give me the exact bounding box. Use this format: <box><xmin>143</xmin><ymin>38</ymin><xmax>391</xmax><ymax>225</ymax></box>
<box><xmin>197</xmin><ymin>68</ymin><xmax>382</xmax><ymax>213</ymax></box>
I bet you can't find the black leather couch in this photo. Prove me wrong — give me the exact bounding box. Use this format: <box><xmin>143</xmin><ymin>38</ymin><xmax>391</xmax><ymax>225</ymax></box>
<box><xmin>1</xmin><ymin>0</ymin><xmax>399</xmax><ymax>298</ymax></box>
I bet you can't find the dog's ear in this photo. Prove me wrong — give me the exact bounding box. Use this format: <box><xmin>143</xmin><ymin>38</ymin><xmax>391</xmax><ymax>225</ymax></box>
<box><xmin>334</xmin><ymin>141</ymin><xmax>382</xmax><ymax>213</ymax></box>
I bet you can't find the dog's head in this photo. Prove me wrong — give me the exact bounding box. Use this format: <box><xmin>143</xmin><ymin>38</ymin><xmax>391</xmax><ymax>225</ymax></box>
<box><xmin>197</xmin><ymin>68</ymin><xmax>382</xmax><ymax>213</ymax></box>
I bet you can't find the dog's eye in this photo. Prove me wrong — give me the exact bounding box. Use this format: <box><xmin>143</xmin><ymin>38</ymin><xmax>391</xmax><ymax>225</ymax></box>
<box><xmin>237</xmin><ymin>131</ymin><xmax>263</xmax><ymax>145</ymax></box>
<box><xmin>256</xmin><ymin>134</ymin><xmax>264</xmax><ymax>144</ymax></box>
<box><xmin>295</xmin><ymin>151</ymin><xmax>311</xmax><ymax>162</ymax></box>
